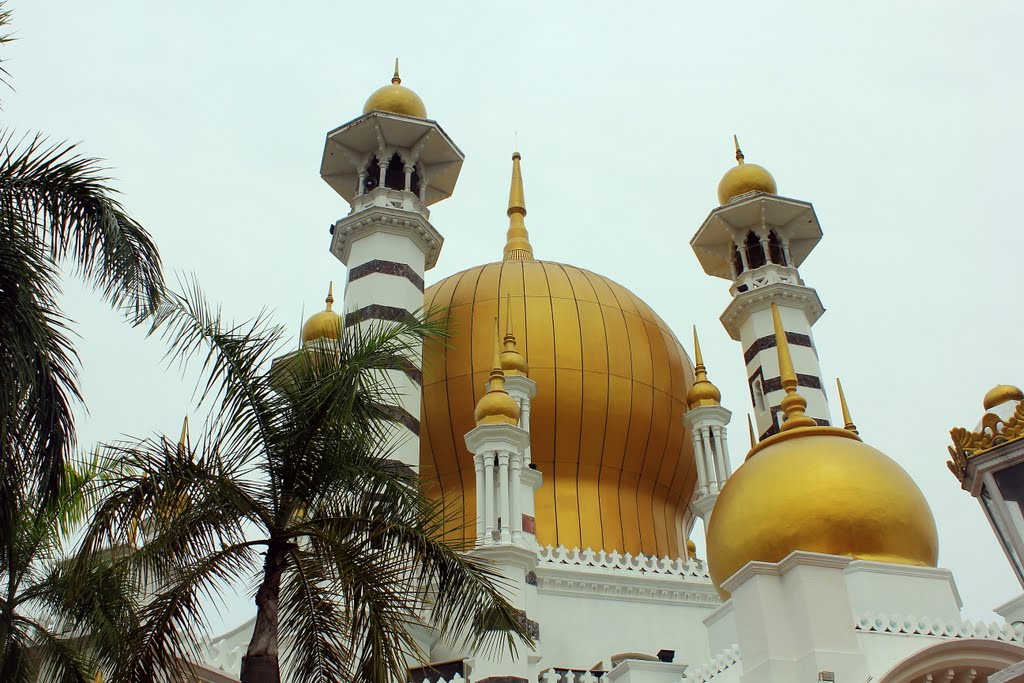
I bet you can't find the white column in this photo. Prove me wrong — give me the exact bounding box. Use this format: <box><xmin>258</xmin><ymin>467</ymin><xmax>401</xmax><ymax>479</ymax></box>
<box><xmin>403</xmin><ymin>163</ymin><xmax>414</xmax><ymax>191</ymax></box>
<box><xmin>712</xmin><ymin>425</ymin><xmax>729</xmax><ymax>488</ymax></box>
<box><xmin>700</xmin><ymin>427</ymin><xmax>717</xmax><ymax>493</ymax></box>
<box><xmin>510</xmin><ymin>450</ymin><xmax>523</xmax><ymax>543</ymax></box>
<box><xmin>521</xmin><ymin>400</ymin><xmax>533</xmax><ymax>466</ymax></box>
<box><xmin>498</xmin><ymin>450</ymin><xmax>512</xmax><ymax>544</ymax></box>
<box><xmin>378</xmin><ymin>156</ymin><xmax>389</xmax><ymax>187</ymax></box>
<box><xmin>692</xmin><ymin>430</ymin><xmax>708</xmax><ymax>495</ymax></box>
<box><xmin>483</xmin><ymin>452</ymin><xmax>495</xmax><ymax>544</ymax></box>
<box><xmin>735</xmin><ymin>237</ymin><xmax>750</xmax><ymax>271</ymax></box>
<box><xmin>474</xmin><ymin>456</ymin><xmax>485</xmax><ymax>544</ymax></box>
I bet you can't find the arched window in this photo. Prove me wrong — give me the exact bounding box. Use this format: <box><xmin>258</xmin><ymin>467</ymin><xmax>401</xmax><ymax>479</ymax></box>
<box><xmin>745</xmin><ymin>232</ymin><xmax>766</xmax><ymax>269</ymax></box>
<box><xmin>753</xmin><ymin>378</ymin><xmax>765</xmax><ymax>412</ymax></box>
<box><xmin>363</xmin><ymin>157</ymin><xmax>380</xmax><ymax>193</ymax></box>
<box><xmin>768</xmin><ymin>231</ymin><xmax>785</xmax><ymax>265</ymax></box>
<box><xmin>384</xmin><ymin>153</ymin><xmax>405</xmax><ymax>190</ymax></box>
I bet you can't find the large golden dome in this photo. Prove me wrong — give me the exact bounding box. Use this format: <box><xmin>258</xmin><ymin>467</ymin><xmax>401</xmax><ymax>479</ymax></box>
<box><xmin>705</xmin><ymin>305</ymin><xmax>938</xmax><ymax>598</ymax></box>
<box><xmin>419</xmin><ymin>155</ymin><xmax>697</xmax><ymax>557</ymax></box>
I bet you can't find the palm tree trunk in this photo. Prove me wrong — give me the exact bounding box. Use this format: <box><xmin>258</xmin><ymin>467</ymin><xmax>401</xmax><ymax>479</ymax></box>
<box><xmin>240</xmin><ymin>542</ymin><xmax>289</xmax><ymax>683</ymax></box>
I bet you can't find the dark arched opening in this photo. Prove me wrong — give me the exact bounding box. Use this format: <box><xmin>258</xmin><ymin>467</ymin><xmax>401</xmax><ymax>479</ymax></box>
<box><xmin>363</xmin><ymin>157</ymin><xmax>380</xmax><ymax>193</ymax></box>
<box><xmin>384</xmin><ymin>153</ymin><xmax>405</xmax><ymax>190</ymax></box>
<box><xmin>768</xmin><ymin>231</ymin><xmax>785</xmax><ymax>265</ymax></box>
<box><xmin>745</xmin><ymin>232</ymin><xmax>766</xmax><ymax>269</ymax></box>
<box><xmin>731</xmin><ymin>243</ymin><xmax>744</xmax><ymax>275</ymax></box>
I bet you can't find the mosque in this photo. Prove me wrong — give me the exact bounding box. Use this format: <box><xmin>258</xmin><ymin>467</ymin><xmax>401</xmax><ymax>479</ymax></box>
<box><xmin>194</xmin><ymin>64</ymin><xmax>1024</xmax><ymax>683</ymax></box>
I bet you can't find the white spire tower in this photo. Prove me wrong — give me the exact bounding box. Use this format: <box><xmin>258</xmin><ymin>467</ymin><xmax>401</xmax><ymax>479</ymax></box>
<box><xmin>690</xmin><ymin>137</ymin><xmax>830</xmax><ymax>440</ymax></box>
<box><xmin>318</xmin><ymin>62</ymin><xmax>464</xmax><ymax>469</ymax></box>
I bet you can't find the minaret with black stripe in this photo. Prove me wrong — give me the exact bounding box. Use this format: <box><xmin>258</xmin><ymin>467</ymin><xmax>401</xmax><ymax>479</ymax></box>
<box><xmin>318</xmin><ymin>63</ymin><xmax>464</xmax><ymax>468</ymax></box>
<box><xmin>690</xmin><ymin>138</ymin><xmax>830</xmax><ymax>440</ymax></box>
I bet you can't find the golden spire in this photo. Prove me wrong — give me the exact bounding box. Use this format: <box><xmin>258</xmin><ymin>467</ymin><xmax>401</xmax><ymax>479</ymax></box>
<box><xmin>503</xmin><ymin>152</ymin><xmax>534</xmax><ymax>261</ymax></box>
<box><xmin>686</xmin><ymin>326</ymin><xmax>722</xmax><ymax>408</ymax></box>
<box><xmin>771</xmin><ymin>303</ymin><xmax>817</xmax><ymax>430</ymax></box>
<box><xmin>733</xmin><ymin>134</ymin><xmax>745</xmax><ymax>164</ymax></box>
<box><xmin>301</xmin><ymin>282</ymin><xmax>342</xmax><ymax>345</ymax></box>
<box><xmin>500</xmin><ymin>296</ymin><xmax>529</xmax><ymax>376</ymax></box>
<box><xmin>392</xmin><ymin>58</ymin><xmax>401</xmax><ymax>85</ymax></box>
<box><xmin>473</xmin><ymin>317</ymin><xmax>521</xmax><ymax>426</ymax></box>
<box><xmin>747</xmin><ymin>414</ymin><xmax>757</xmax><ymax>449</ymax></box>
<box><xmin>325</xmin><ymin>281</ymin><xmax>334</xmax><ymax>311</ymax></box>
<box><xmin>836</xmin><ymin>378</ymin><xmax>859</xmax><ymax>435</ymax></box>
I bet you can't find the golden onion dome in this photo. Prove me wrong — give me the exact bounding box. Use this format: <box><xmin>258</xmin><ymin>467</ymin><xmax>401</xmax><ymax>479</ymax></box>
<box><xmin>686</xmin><ymin>327</ymin><xmax>721</xmax><ymax>408</ymax></box>
<box><xmin>686</xmin><ymin>538</ymin><xmax>698</xmax><ymax>559</ymax></box>
<box><xmin>301</xmin><ymin>283</ymin><xmax>342</xmax><ymax>345</ymax></box>
<box><xmin>362</xmin><ymin>59</ymin><xmax>427</xmax><ymax>119</ymax></box>
<box><xmin>420</xmin><ymin>152</ymin><xmax>697</xmax><ymax>558</ymax></box>
<box><xmin>706</xmin><ymin>304</ymin><xmax>937</xmax><ymax>598</ymax></box>
<box><xmin>984</xmin><ymin>384</ymin><xmax>1024</xmax><ymax>411</ymax></box>
<box><xmin>473</xmin><ymin>320</ymin><xmax>521</xmax><ymax>426</ymax></box>
<box><xmin>717</xmin><ymin>136</ymin><xmax>777</xmax><ymax>205</ymax></box>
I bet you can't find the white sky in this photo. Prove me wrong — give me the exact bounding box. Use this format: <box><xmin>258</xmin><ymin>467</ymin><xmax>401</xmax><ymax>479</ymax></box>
<box><xmin>6</xmin><ymin>1</ymin><xmax>1023</xmax><ymax>633</ymax></box>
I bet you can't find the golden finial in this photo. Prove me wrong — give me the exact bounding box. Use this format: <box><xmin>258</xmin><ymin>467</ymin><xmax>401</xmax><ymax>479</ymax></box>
<box><xmin>473</xmin><ymin>317</ymin><xmax>521</xmax><ymax>425</ymax></box>
<box><xmin>771</xmin><ymin>303</ymin><xmax>817</xmax><ymax>430</ymax></box>
<box><xmin>733</xmin><ymin>134</ymin><xmax>745</xmax><ymax>164</ymax></box>
<box><xmin>747</xmin><ymin>414</ymin><xmax>757</xmax><ymax>449</ymax></box>
<box><xmin>836</xmin><ymin>378</ymin><xmax>859</xmax><ymax>435</ymax></box>
<box><xmin>325</xmin><ymin>281</ymin><xmax>334</xmax><ymax>311</ymax></box>
<box><xmin>500</xmin><ymin>296</ymin><xmax>528</xmax><ymax>375</ymax></box>
<box><xmin>503</xmin><ymin>151</ymin><xmax>534</xmax><ymax>261</ymax></box>
<box><xmin>392</xmin><ymin>58</ymin><xmax>401</xmax><ymax>85</ymax></box>
<box><xmin>686</xmin><ymin>326</ymin><xmax>721</xmax><ymax>408</ymax></box>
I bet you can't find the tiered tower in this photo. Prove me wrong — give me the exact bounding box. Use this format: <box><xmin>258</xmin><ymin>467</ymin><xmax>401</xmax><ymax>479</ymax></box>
<box><xmin>690</xmin><ymin>138</ymin><xmax>829</xmax><ymax>440</ymax></box>
<box><xmin>683</xmin><ymin>328</ymin><xmax>732</xmax><ymax>531</ymax></box>
<box><xmin>318</xmin><ymin>62</ymin><xmax>464</xmax><ymax>468</ymax></box>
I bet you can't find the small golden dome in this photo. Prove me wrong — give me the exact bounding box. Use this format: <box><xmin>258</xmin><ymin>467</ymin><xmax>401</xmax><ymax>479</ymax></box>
<box><xmin>706</xmin><ymin>427</ymin><xmax>938</xmax><ymax>598</ymax></box>
<box><xmin>301</xmin><ymin>283</ymin><xmax>342</xmax><ymax>345</ymax></box>
<box><xmin>362</xmin><ymin>59</ymin><xmax>427</xmax><ymax>119</ymax></box>
<box><xmin>500</xmin><ymin>297</ymin><xmax>529</xmax><ymax>376</ymax></box>
<box><xmin>473</xmin><ymin>318</ymin><xmax>521</xmax><ymax>426</ymax></box>
<box><xmin>984</xmin><ymin>384</ymin><xmax>1024</xmax><ymax>411</ymax></box>
<box><xmin>686</xmin><ymin>327</ymin><xmax>721</xmax><ymax>408</ymax></box>
<box><xmin>686</xmin><ymin>538</ymin><xmax>698</xmax><ymax>558</ymax></box>
<box><xmin>717</xmin><ymin>136</ymin><xmax>777</xmax><ymax>205</ymax></box>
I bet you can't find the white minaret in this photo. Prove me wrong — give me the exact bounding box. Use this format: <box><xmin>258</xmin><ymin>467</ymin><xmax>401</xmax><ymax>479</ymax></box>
<box><xmin>319</xmin><ymin>62</ymin><xmax>464</xmax><ymax>469</ymax></box>
<box><xmin>690</xmin><ymin>138</ymin><xmax>829</xmax><ymax>441</ymax></box>
<box><xmin>683</xmin><ymin>328</ymin><xmax>732</xmax><ymax>533</ymax></box>
<box><xmin>463</xmin><ymin>319</ymin><xmax>541</xmax><ymax>680</ymax></box>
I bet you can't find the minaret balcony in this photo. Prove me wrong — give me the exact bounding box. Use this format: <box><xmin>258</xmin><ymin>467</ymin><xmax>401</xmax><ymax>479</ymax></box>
<box><xmin>350</xmin><ymin>186</ymin><xmax>430</xmax><ymax>220</ymax></box>
<box><xmin>730</xmin><ymin>263</ymin><xmax>804</xmax><ymax>297</ymax></box>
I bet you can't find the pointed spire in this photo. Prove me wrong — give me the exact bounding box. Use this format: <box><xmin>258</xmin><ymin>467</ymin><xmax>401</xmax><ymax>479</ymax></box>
<box><xmin>325</xmin><ymin>281</ymin><xmax>334</xmax><ymax>311</ymax></box>
<box><xmin>747</xmin><ymin>414</ymin><xmax>757</xmax><ymax>449</ymax></box>
<box><xmin>687</xmin><ymin>326</ymin><xmax>721</xmax><ymax>408</ymax></box>
<box><xmin>392</xmin><ymin>58</ymin><xmax>401</xmax><ymax>85</ymax></box>
<box><xmin>500</xmin><ymin>296</ymin><xmax>529</xmax><ymax>375</ymax></box>
<box><xmin>474</xmin><ymin>317</ymin><xmax>520</xmax><ymax>425</ymax></box>
<box><xmin>836</xmin><ymin>378</ymin><xmax>859</xmax><ymax>435</ymax></box>
<box><xmin>503</xmin><ymin>151</ymin><xmax>534</xmax><ymax>261</ymax></box>
<box><xmin>771</xmin><ymin>303</ymin><xmax>817</xmax><ymax>430</ymax></box>
<box><xmin>733</xmin><ymin>134</ymin><xmax>745</xmax><ymax>164</ymax></box>
<box><xmin>178</xmin><ymin>416</ymin><xmax>189</xmax><ymax>456</ymax></box>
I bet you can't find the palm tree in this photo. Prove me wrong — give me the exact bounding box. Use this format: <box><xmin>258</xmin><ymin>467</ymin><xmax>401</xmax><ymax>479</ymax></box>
<box><xmin>0</xmin><ymin>459</ymin><xmax>139</xmax><ymax>683</ymax></box>
<box><xmin>80</xmin><ymin>285</ymin><xmax>531</xmax><ymax>683</ymax></box>
<box><xmin>0</xmin><ymin>4</ymin><xmax>165</xmax><ymax>530</ymax></box>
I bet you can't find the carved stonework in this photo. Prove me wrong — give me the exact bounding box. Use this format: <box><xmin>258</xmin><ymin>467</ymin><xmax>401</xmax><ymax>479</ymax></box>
<box><xmin>948</xmin><ymin>400</ymin><xmax>1024</xmax><ymax>481</ymax></box>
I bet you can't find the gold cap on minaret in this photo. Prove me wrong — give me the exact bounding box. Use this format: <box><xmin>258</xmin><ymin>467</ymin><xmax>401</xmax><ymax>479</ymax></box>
<box><xmin>301</xmin><ymin>282</ymin><xmax>343</xmax><ymax>345</ymax></box>
<box><xmin>836</xmin><ymin>378</ymin><xmax>859</xmax><ymax>435</ymax></box>
<box><xmin>983</xmin><ymin>384</ymin><xmax>1024</xmax><ymax>411</ymax></box>
<box><xmin>473</xmin><ymin>318</ymin><xmax>521</xmax><ymax>426</ymax></box>
<box><xmin>362</xmin><ymin>59</ymin><xmax>427</xmax><ymax>119</ymax></box>
<box><xmin>747</xmin><ymin>414</ymin><xmax>757</xmax><ymax>449</ymax></box>
<box><xmin>771</xmin><ymin>303</ymin><xmax>817</xmax><ymax>430</ymax></box>
<box><xmin>500</xmin><ymin>297</ymin><xmax>528</xmax><ymax>376</ymax></box>
<box><xmin>686</xmin><ymin>327</ymin><xmax>721</xmax><ymax>408</ymax></box>
<box><xmin>503</xmin><ymin>152</ymin><xmax>534</xmax><ymax>261</ymax></box>
<box><xmin>717</xmin><ymin>135</ymin><xmax>778</xmax><ymax>205</ymax></box>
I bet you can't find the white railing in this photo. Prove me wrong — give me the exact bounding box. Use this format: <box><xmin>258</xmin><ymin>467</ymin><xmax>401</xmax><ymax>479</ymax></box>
<box><xmin>537</xmin><ymin>545</ymin><xmax>709</xmax><ymax>579</ymax></box>
<box><xmin>855</xmin><ymin>611</ymin><xmax>1024</xmax><ymax>642</ymax></box>
<box><xmin>686</xmin><ymin>644</ymin><xmax>741</xmax><ymax>683</ymax></box>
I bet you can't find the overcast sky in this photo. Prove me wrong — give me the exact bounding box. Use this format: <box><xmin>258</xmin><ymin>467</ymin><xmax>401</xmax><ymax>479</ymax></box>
<box><xmin>6</xmin><ymin>1</ymin><xmax>1023</xmax><ymax>632</ymax></box>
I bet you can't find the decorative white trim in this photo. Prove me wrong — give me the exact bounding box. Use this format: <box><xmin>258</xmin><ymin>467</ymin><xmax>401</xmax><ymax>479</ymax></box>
<box><xmin>855</xmin><ymin>611</ymin><xmax>1024</xmax><ymax>643</ymax></box>
<box><xmin>687</xmin><ymin>644</ymin><xmax>741</xmax><ymax>683</ymax></box>
<box><xmin>702</xmin><ymin>599</ymin><xmax>734</xmax><ymax>630</ymax></box>
<box><xmin>720</xmin><ymin>282</ymin><xmax>825</xmax><ymax>341</ymax></box>
<box><xmin>606</xmin><ymin>659</ymin><xmax>687</xmax><ymax>683</ymax></box>
<box><xmin>331</xmin><ymin>208</ymin><xmax>444</xmax><ymax>269</ymax></box>
<box><xmin>534</xmin><ymin>545</ymin><xmax>718</xmax><ymax>607</ymax></box>
<box><xmin>720</xmin><ymin>551</ymin><xmax>851</xmax><ymax>593</ymax></box>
